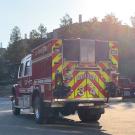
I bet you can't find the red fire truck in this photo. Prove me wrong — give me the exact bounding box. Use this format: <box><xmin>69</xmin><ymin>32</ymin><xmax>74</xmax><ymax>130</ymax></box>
<box><xmin>11</xmin><ymin>38</ymin><xmax>119</xmax><ymax>124</ymax></box>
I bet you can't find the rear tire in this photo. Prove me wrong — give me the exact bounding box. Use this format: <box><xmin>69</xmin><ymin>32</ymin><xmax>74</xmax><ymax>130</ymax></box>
<box><xmin>78</xmin><ymin>109</ymin><xmax>102</xmax><ymax>122</ymax></box>
<box><xmin>34</xmin><ymin>96</ymin><xmax>50</xmax><ymax>124</ymax></box>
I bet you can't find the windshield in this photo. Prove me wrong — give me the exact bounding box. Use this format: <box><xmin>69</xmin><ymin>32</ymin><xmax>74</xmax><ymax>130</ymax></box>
<box><xmin>18</xmin><ymin>63</ymin><xmax>24</xmax><ymax>78</ymax></box>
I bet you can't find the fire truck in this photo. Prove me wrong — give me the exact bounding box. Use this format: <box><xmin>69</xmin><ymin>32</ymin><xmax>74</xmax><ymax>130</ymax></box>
<box><xmin>11</xmin><ymin>38</ymin><xmax>119</xmax><ymax>124</ymax></box>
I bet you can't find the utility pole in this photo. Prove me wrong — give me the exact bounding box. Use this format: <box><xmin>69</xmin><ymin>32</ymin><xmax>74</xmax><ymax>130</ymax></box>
<box><xmin>79</xmin><ymin>14</ymin><xmax>82</xmax><ymax>23</ymax></box>
<box><xmin>0</xmin><ymin>42</ymin><xmax>2</xmax><ymax>48</ymax></box>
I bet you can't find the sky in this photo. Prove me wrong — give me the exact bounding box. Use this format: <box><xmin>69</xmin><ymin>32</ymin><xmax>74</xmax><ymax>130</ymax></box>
<box><xmin>0</xmin><ymin>0</ymin><xmax>135</xmax><ymax>48</ymax></box>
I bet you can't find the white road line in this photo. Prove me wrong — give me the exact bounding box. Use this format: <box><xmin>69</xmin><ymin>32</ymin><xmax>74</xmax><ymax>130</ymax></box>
<box><xmin>0</xmin><ymin>110</ymin><xmax>12</xmax><ymax>113</ymax></box>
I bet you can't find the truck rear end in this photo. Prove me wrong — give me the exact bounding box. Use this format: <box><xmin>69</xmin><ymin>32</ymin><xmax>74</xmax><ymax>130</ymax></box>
<box><xmin>52</xmin><ymin>39</ymin><xmax>118</xmax><ymax>99</ymax></box>
<box><xmin>51</xmin><ymin>39</ymin><xmax>118</xmax><ymax>122</ymax></box>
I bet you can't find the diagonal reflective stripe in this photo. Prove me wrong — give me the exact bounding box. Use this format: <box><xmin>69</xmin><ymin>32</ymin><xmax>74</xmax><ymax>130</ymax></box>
<box><xmin>87</xmin><ymin>72</ymin><xmax>107</xmax><ymax>97</ymax></box>
<box><xmin>52</xmin><ymin>60</ymin><xmax>62</xmax><ymax>73</ymax></box>
<box><xmin>112</xmin><ymin>56</ymin><xmax>118</xmax><ymax>66</ymax></box>
<box><xmin>87</xmin><ymin>79</ymin><xmax>100</xmax><ymax>98</ymax></box>
<box><xmin>65</xmin><ymin>71</ymin><xmax>78</xmax><ymax>86</ymax></box>
<box><xmin>63</xmin><ymin>62</ymin><xmax>73</xmax><ymax>75</ymax></box>
<box><xmin>71</xmin><ymin>71</ymin><xmax>85</xmax><ymax>91</ymax></box>
<box><xmin>91</xmin><ymin>71</ymin><xmax>106</xmax><ymax>89</ymax></box>
<box><xmin>92</xmin><ymin>79</ymin><xmax>107</xmax><ymax>97</ymax></box>
<box><xmin>52</xmin><ymin>53</ymin><xmax>57</xmax><ymax>59</ymax></box>
<box><xmin>87</xmin><ymin>77</ymin><xmax>104</xmax><ymax>98</ymax></box>
<box><xmin>113</xmin><ymin>55</ymin><xmax>118</xmax><ymax>61</ymax></box>
<box><xmin>52</xmin><ymin>54</ymin><xmax>62</xmax><ymax>66</ymax></box>
<box><xmin>109</xmin><ymin>41</ymin><xmax>117</xmax><ymax>49</ymax></box>
<box><xmin>95</xmin><ymin>71</ymin><xmax>106</xmax><ymax>89</ymax></box>
<box><xmin>74</xmin><ymin>79</ymin><xmax>87</xmax><ymax>98</ymax></box>
<box><xmin>98</xmin><ymin>63</ymin><xmax>111</xmax><ymax>82</ymax></box>
<box><xmin>55</xmin><ymin>39</ymin><xmax>62</xmax><ymax>46</ymax></box>
<box><xmin>67</xmin><ymin>71</ymin><xmax>78</xmax><ymax>99</ymax></box>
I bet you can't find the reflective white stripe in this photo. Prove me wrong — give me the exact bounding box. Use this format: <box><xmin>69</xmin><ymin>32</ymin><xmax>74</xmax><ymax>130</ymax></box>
<box><xmin>34</xmin><ymin>78</ymin><xmax>51</xmax><ymax>85</ymax></box>
<box><xmin>32</xmin><ymin>53</ymin><xmax>51</xmax><ymax>64</ymax></box>
<box><xmin>53</xmin><ymin>98</ymin><xmax>107</xmax><ymax>102</ymax></box>
<box><xmin>43</xmin><ymin>100</ymin><xmax>52</xmax><ymax>102</ymax></box>
<box><xmin>19</xmin><ymin>87</ymin><xmax>33</xmax><ymax>93</ymax></box>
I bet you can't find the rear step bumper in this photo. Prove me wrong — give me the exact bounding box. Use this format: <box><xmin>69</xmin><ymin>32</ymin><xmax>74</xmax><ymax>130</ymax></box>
<box><xmin>44</xmin><ymin>98</ymin><xmax>108</xmax><ymax>103</ymax></box>
<box><xmin>44</xmin><ymin>98</ymin><xmax>122</xmax><ymax>108</ymax></box>
<box><xmin>49</xmin><ymin>98</ymin><xmax>108</xmax><ymax>108</ymax></box>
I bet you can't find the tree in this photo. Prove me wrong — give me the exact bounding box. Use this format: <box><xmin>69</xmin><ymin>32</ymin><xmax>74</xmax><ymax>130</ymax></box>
<box><xmin>29</xmin><ymin>29</ymin><xmax>40</xmax><ymax>39</ymax></box>
<box><xmin>6</xmin><ymin>26</ymin><xmax>29</xmax><ymax>65</ymax></box>
<box><xmin>10</xmin><ymin>26</ymin><xmax>21</xmax><ymax>44</ymax></box>
<box><xmin>89</xmin><ymin>17</ymin><xmax>99</xmax><ymax>23</ymax></box>
<box><xmin>102</xmin><ymin>13</ymin><xmax>121</xmax><ymax>25</ymax></box>
<box><xmin>38</xmin><ymin>24</ymin><xmax>47</xmax><ymax>38</ymax></box>
<box><xmin>60</xmin><ymin>14</ymin><xmax>72</xmax><ymax>27</ymax></box>
<box><xmin>0</xmin><ymin>49</ymin><xmax>9</xmax><ymax>84</ymax></box>
<box><xmin>6</xmin><ymin>26</ymin><xmax>23</xmax><ymax>64</ymax></box>
<box><xmin>5</xmin><ymin>39</ymin><xmax>28</xmax><ymax>82</ymax></box>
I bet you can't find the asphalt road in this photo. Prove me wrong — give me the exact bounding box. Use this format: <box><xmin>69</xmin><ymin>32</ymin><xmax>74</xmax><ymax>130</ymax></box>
<box><xmin>0</xmin><ymin>98</ymin><xmax>135</xmax><ymax>135</ymax></box>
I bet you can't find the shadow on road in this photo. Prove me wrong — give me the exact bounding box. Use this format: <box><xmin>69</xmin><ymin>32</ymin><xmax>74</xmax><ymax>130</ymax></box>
<box><xmin>107</xmin><ymin>99</ymin><xmax>135</xmax><ymax>110</ymax></box>
<box><xmin>121</xmin><ymin>102</ymin><xmax>135</xmax><ymax>109</ymax></box>
<box><xmin>0</xmin><ymin>98</ymin><xmax>111</xmax><ymax>135</ymax></box>
<box><xmin>17</xmin><ymin>113</ymin><xmax>111</xmax><ymax>135</ymax></box>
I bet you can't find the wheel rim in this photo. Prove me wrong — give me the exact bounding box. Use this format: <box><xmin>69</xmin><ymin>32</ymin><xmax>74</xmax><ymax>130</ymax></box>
<box><xmin>35</xmin><ymin>107</ymin><xmax>40</xmax><ymax>119</ymax></box>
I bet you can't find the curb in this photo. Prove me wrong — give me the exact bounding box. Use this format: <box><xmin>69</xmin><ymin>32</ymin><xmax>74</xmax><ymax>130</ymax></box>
<box><xmin>122</xmin><ymin>98</ymin><xmax>135</xmax><ymax>102</ymax></box>
<box><xmin>108</xmin><ymin>97</ymin><xmax>122</xmax><ymax>103</ymax></box>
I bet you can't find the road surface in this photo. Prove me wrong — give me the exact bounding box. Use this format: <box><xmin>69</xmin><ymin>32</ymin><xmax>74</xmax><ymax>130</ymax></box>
<box><xmin>0</xmin><ymin>97</ymin><xmax>135</xmax><ymax>135</ymax></box>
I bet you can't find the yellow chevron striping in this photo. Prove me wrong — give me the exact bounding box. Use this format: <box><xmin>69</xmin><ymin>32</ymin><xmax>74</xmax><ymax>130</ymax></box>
<box><xmin>112</xmin><ymin>56</ymin><xmax>118</xmax><ymax>66</ymax></box>
<box><xmin>52</xmin><ymin>72</ymin><xmax>55</xmax><ymax>80</ymax></box>
<box><xmin>109</xmin><ymin>41</ymin><xmax>113</xmax><ymax>47</ymax></box>
<box><xmin>67</xmin><ymin>72</ymin><xmax>79</xmax><ymax>99</ymax></box>
<box><xmin>52</xmin><ymin>54</ymin><xmax>62</xmax><ymax>66</ymax></box>
<box><xmin>74</xmin><ymin>79</ymin><xmax>87</xmax><ymax>98</ymax></box>
<box><xmin>87</xmin><ymin>78</ymin><xmax>104</xmax><ymax>98</ymax></box>
<box><xmin>67</xmin><ymin>77</ymin><xmax>75</xmax><ymax>99</ymax></box>
<box><xmin>98</xmin><ymin>65</ymin><xmax>111</xmax><ymax>83</ymax></box>
<box><xmin>55</xmin><ymin>39</ymin><xmax>62</xmax><ymax>46</ymax></box>
<box><xmin>101</xmin><ymin>71</ymin><xmax>111</xmax><ymax>83</ymax></box>
<box><xmin>88</xmin><ymin>71</ymin><xmax>106</xmax><ymax>94</ymax></box>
